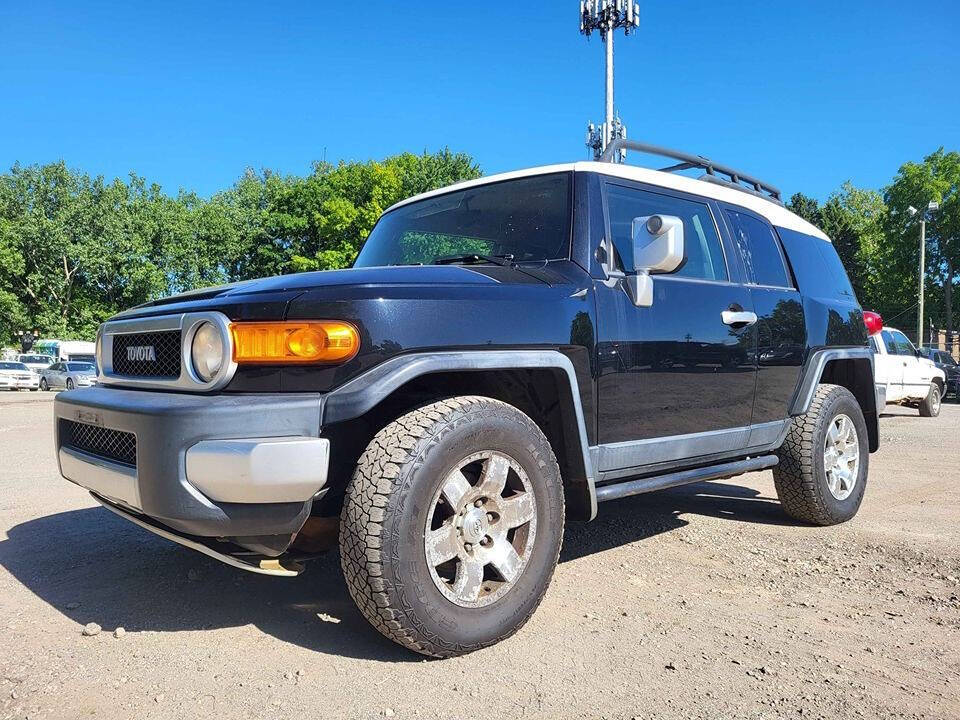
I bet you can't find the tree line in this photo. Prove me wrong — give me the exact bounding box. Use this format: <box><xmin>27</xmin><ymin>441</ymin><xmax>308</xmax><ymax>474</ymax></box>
<box><xmin>787</xmin><ymin>148</ymin><xmax>960</xmax><ymax>342</ymax></box>
<box><xmin>1</xmin><ymin>146</ymin><xmax>957</xmax><ymax>345</ymax></box>
<box><xmin>0</xmin><ymin>150</ymin><xmax>481</xmax><ymax>342</ymax></box>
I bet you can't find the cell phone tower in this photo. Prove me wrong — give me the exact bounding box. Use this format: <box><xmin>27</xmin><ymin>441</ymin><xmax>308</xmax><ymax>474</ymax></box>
<box><xmin>580</xmin><ymin>0</ymin><xmax>640</xmax><ymax>162</ymax></box>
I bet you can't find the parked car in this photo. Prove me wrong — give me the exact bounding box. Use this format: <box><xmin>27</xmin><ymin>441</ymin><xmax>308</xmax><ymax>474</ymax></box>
<box><xmin>918</xmin><ymin>346</ymin><xmax>960</xmax><ymax>399</ymax></box>
<box><xmin>0</xmin><ymin>361</ymin><xmax>40</xmax><ymax>390</ymax></box>
<box><xmin>867</xmin><ymin>320</ymin><xmax>946</xmax><ymax>416</ymax></box>
<box><xmin>17</xmin><ymin>353</ymin><xmax>53</xmax><ymax>374</ymax></box>
<box><xmin>54</xmin><ymin>145</ymin><xmax>879</xmax><ymax>658</ymax></box>
<box><xmin>39</xmin><ymin>361</ymin><xmax>97</xmax><ymax>391</ymax></box>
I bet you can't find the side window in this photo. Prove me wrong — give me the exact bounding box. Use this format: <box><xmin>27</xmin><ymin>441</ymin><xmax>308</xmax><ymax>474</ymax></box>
<box><xmin>880</xmin><ymin>331</ymin><xmax>897</xmax><ymax>355</ymax></box>
<box><xmin>890</xmin><ymin>330</ymin><xmax>915</xmax><ymax>356</ymax></box>
<box><xmin>725</xmin><ymin>210</ymin><xmax>792</xmax><ymax>288</ymax></box>
<box><xmin>868</xmin><ymin>335</ymin><xmax>880</xmax><ymax>353</ymax></box>
<box><xmin>605</xmin><ymin>185</ymin><xmax>727</xmax><ymax>281</ymax></box>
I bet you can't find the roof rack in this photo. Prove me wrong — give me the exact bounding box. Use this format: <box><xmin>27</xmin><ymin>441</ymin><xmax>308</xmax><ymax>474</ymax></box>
<box><xmin>599</xmin><ymin>139</ymin><xmax>783</xmax><ymax>205</ymax></box>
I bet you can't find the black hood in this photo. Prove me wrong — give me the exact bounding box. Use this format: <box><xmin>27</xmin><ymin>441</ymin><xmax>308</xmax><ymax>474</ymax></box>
<box><xmin>112</xmin><ymin>264</ymin><xmax>557</xmax><ymax>321</ymax></box>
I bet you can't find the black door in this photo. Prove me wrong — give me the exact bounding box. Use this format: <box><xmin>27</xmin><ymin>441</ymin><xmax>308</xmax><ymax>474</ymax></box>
<box><xmin>720</xmin><ymin>206</ymin><xmax>806</xmax><ymax>427</ymax></box>
<box><xmin>594</xmin><ymin>181</ymin><xmax>757</xmax><ymax>472</ymax></box>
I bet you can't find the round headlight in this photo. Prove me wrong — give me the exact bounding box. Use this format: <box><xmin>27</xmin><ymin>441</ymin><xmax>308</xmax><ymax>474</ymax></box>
<box><xmin>191</xmin><ymin>322</ymin><xmax>224</xmax><ymax>382</ymax></box>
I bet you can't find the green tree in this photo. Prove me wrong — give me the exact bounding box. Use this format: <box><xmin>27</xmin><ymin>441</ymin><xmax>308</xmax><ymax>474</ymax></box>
<box><xmin>885</xmin><ymin>148</ymin><xmax>960</xmax><ymax>340</ymax></box>
<box><xmin>0</xmin><ymin>149</ymin><xmax>481</xmax><ymax>343</ymax></box>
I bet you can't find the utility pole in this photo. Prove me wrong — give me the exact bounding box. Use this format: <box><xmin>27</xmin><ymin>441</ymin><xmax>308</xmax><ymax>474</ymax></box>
<box><xmin>580</xmin><ymin>0</ymin><xmax>640</xmax><ymax>161</ymax></box>
<box><xmin>909</xmin><ymin>201</ymin><xmax>939</xmax><ymax>347</ymax></box>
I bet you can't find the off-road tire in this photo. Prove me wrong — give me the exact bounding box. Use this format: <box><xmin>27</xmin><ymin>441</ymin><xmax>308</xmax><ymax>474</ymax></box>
<box><xmin>773</xmin><ymin>383</ymin><xmax>868</xmax><ymax>526</ymax></box>
<box><xmin>919</xmin><ymin>382</ymin><xmax>942</xmax><ymax>417</ymax></box>
<box><xmin>339</xmin><ymin>396</ymin><xmax>565</xmax><ymax>658</ymax></box>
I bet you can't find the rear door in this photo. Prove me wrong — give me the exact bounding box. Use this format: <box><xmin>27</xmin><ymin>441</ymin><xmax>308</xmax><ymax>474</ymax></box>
<box><xmin>720</xmin><ymin>206</ymin><xmax>805</xmax><ymax>430</ymax></box>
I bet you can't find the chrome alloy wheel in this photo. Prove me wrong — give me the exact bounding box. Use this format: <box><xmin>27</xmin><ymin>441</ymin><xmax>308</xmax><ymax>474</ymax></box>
<box><xmin>823</xmin><ymin>413</ymin><xmax>860</xmax><ymax>501</ymax></box>
<box><xmin>424</xmin><ymin>451</ymin><xmax>538</xmax><ymax>608</ymax></box>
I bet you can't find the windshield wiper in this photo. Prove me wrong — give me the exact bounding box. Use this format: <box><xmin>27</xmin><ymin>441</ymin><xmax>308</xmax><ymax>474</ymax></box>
<box><xmin>434</xmin><ymin>253</ymin><xmax>515</xmax><ymax>267</ymax></box>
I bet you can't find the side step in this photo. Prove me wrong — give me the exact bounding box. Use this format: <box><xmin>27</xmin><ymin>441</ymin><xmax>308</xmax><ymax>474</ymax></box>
<box><xmin>595</xmin><ymin>455</ymin><xmax>779</xmax><ymax>503</ymax></box>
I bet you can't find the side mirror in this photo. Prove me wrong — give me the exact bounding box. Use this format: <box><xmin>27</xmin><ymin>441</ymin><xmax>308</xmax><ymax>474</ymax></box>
<box><xmin>625</xmin><ymin>215</ymin><xmax>685</xmax><ymax>307</ymax></box>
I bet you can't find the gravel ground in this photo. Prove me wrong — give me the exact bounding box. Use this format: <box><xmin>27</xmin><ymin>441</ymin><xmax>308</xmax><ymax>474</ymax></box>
<box><xmin>1</xmin><ymin>392</ymin><xmax>958</xmax><ymax>719</ymax></box>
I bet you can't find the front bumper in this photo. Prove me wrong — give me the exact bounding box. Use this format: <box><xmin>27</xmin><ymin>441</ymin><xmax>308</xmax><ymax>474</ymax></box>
<box><xmin>54</xmin><ymin>387</ymin><xmax>327</xmax><ymax>546</ymax></box>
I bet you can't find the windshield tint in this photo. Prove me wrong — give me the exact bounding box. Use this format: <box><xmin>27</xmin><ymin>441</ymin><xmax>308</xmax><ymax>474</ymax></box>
<box><xmin>67</xmin><ymin>362</ymin><xmax>95</xmax><ymax>372</ymax></box>
<box><xmin>0</xmin><ymin>362</ymin><xmax>28</xmax><ymax>370</ymax></box>
<box><xmin>354</xmin><ymin>172</ymin><xmax>572</xmax><ymax>267</ymax></box>
<box><xmin>19</xmin><ymin>355</ymin><xmax>51</xmax><ymax>364</ymax></box>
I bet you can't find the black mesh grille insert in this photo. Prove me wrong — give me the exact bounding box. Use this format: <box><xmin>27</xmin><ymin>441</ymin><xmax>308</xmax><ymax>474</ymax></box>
<box><xmin>60</xmin><ymin>420</ymin><xmax>137</xmax><ymax>467</ymax></box>
<box><xmin>112</xmin><ymin>331</ymin><xmax>181</xmax><ymax>378</ymax></box>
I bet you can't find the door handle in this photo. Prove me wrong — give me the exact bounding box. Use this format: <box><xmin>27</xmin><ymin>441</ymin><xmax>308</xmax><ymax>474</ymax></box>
<box><xmin>721</xmin><ymin>310</ymin><xmax>758</xmax><ymax>326</ymax></box>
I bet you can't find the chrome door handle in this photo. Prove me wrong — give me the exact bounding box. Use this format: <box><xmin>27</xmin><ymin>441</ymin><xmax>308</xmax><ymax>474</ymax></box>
<box><xmin>721</xmin><ymin>310</ymin><xmax>758</xmax><ymax>326</ymax></box>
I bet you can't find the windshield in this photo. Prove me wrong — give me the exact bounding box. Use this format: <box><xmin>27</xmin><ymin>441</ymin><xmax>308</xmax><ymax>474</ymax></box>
<box><xmin>0</xmin><ymin>362</ymin><xmax>28</xmax><ymax>371</ymax></box>
<box><xmin>19</xmin><ymin>355</ymin><xmax>51</xmax><ymax>364</ymax></box>
<box><xmin>67</xmin><ymin>362</ymin><xmax>95</xmax><ymax>372</ymax></box>
<box><xmin>354</xmin><ymin>172</ymin><xmax>572</xmax><ymax>267</ymax></box>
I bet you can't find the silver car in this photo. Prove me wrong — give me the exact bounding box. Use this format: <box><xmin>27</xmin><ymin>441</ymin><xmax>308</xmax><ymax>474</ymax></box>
<box><xmin>39</xmin><ymin>361</ymin><xmax>98</xmax><ymax>391</ymax></box>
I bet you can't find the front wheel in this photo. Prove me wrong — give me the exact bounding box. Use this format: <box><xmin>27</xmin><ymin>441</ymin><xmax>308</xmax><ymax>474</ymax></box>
<box><xmin>919</xmin><ymin>382</ymin><xmax>942</xmax><ymax>417</ymax></box>
<box><xmin>773</xmin><ymin>383</ymin><xmax>868</xmax><ymax>526</ymax></box>
<box><xmin>339</xmin><ymin>396</ymin><xmax>565</xmax><ymax>658</ymax></box>
<box><xmin>65</xmin><ymin>378</ymin><xmax>74</xmax><ymax>390</ymax></box>
<box><xmin>39</xmin><ymin>378</ymin><xmax>48</xmax><ymax>391</ymax></box>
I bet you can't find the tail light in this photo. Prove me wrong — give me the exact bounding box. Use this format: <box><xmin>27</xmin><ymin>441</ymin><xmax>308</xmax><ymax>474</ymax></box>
<box><xmin>863</xmin><ymin>311</ymin><xmax>883</xmax><ymax>336</ymax></box>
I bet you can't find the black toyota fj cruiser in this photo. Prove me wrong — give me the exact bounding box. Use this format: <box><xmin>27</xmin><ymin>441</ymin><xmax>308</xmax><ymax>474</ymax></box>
<box><xmin>54</xmin><ymin>141</ymin><xmax>878</xmax><ymax>658</ymax></box>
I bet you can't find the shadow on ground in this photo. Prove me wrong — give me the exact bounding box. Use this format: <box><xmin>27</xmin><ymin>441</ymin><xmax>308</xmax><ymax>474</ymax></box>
<box><xmin>0</xmin><ymin>479</ymin><xmax>791</xmax><ymax>660</ymax></box>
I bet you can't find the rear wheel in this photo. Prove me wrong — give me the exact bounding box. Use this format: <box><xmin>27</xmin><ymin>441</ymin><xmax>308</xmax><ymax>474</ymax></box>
<box><xmin>919</xmin><ymin>382</ymin><xmax>941</xmax><ymax>417</ymax></box>
<box><xmin>773</xmin><ymin>383</ymin><xmax>868</xmax><ymax>526</ymax></box>
<box><xmin>339</xmin><ymin>396</ymin><xmax>564</xmax><ymax>658</ymax></box>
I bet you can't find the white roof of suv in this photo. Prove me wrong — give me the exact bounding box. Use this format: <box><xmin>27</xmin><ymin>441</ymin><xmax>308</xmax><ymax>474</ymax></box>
<box><xmin>385</xmin><ymin>161</ymin><xmax>829</xmax><ymax>243</ymax></box>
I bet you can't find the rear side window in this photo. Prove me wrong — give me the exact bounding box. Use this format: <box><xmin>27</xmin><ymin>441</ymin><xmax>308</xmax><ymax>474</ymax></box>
<box><xmin>777</xmin><ymin>227</ymin><xmax>855</xmax><ymax>299</ymax></box>
<box><xmin>725</xmin><ymin>210</ymin><xmax>791</xmax><ymax>288</ymax></box>
<box><xmin>605</xmin><ymin>184</ymin><xmax>727</xmax><ymax>281</ymax></box>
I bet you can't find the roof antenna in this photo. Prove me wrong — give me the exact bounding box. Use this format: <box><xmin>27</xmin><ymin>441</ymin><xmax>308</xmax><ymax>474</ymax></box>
<box><xmin>580</xmin><ymin>1</ymin><xmax>640</xmax><ymax>163</ymax></box>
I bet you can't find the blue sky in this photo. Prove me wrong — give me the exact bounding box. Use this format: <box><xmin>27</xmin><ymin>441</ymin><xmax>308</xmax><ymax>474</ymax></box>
<box><xmin>1</xmin><ymin>1</ymin><xmax>957</xmax><ymax>201</ymax></box>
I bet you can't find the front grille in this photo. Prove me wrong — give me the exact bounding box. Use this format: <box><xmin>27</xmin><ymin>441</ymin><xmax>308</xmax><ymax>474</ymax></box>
<box><xmin>60</xmin><ymin>420</ymin><xmax>137</xmax><ymax>467</ymax></box>
<box><xmin>112</xmin><ymin>331</ymin><xmax>181</xmax><ymax>378</ymax></box>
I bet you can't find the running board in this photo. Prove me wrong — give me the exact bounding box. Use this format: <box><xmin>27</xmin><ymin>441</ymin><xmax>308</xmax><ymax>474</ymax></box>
<box><xmin>595</xmin><ymin>455</ymin><xmax>779</xmax><ymax>503</ymax></box>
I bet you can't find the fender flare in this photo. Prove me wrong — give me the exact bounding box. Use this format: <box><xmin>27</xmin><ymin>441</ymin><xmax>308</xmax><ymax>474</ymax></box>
<box><xmin>322</xmin><ymin>350</ymin><xmax>598</xmax><ymax>520</ymax></box>
<box><xmin>789</xmin><ymin>346</ymin><xmax>879</xmax><ymax>451</ymax></box>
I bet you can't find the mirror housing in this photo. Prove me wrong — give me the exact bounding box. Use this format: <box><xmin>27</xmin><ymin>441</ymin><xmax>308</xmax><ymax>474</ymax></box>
<box><xmin>625</xmin><ymin>215</ymin><xmax>685</xmax><ymax>307</ymax></box>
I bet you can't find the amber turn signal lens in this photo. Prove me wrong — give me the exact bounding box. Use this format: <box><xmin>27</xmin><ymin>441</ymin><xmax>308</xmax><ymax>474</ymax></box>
<box><xmin>230</xmin><ymin>321</ymin><xmax>359</xmax><ymax>364</ymax></box>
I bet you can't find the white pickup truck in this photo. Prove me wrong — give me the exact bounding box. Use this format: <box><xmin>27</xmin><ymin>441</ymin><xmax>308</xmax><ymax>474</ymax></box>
<box><xmin>869</xmin><ymin>324</ymin><xmax>945</xmax><ymax>417</ymax></box>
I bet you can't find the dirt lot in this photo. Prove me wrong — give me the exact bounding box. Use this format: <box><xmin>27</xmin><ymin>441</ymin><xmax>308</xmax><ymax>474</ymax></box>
<box><xmin>1</xmin><ymin>391</ymin><xmax>958</xmax><ymax>719</ymax></box>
